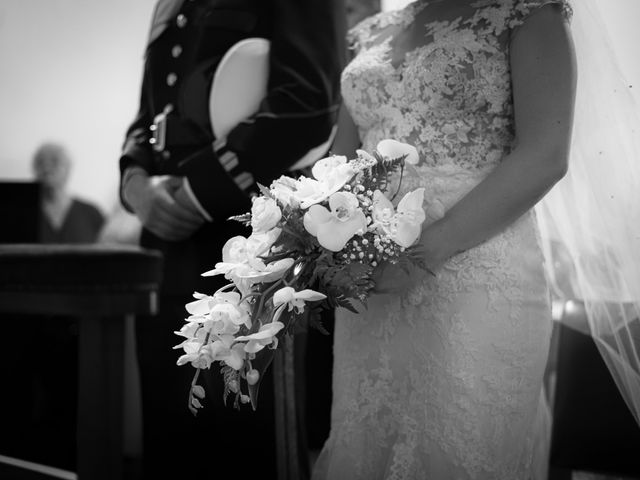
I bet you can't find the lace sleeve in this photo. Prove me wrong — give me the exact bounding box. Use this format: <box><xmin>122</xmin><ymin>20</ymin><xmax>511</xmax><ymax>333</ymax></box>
<box><xmin>509</xmin><ymin>0</ymin><xmax>573</xmax><ymax>31</ymax></box>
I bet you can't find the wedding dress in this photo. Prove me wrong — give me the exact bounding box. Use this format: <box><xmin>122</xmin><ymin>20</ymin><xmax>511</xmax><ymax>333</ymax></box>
<box><xmin>312</xmin><ymin>1</ymin><xmax>572</xmax><ymax>478</ymax></box>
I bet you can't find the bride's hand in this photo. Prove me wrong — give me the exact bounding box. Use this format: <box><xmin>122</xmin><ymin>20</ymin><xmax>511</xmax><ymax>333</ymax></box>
<box><xmin>371</xmin><ymin>261</ymin><xmax>424</xmax><ymax>295</ymax></box>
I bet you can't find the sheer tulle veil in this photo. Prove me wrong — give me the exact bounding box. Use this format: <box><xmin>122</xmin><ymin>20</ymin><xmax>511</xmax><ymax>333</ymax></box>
<box><xmin>535</xmin><ymin>0</ymin><xmax>640</xmax><ymax>424</ymax></box>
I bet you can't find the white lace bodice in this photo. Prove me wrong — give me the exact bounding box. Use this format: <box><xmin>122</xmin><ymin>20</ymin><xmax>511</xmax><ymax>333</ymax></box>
<box><xmin>342</xmin><ymin>0</ymin><xmax>572</xmax><ymax>174</ymax></box>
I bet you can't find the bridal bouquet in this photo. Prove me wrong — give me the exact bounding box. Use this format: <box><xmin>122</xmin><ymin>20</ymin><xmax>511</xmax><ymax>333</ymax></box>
<box><xmin>174</xmin><ymin>139</ymin><xmax>429</xmax><ymax>413</ymax></box>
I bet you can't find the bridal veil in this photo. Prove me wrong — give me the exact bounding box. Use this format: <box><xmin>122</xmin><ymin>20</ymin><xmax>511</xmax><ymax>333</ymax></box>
<box><xmin>535</xmin><ymin>0</ymin><xmax>640</xmax><ymax>425</ymax></box>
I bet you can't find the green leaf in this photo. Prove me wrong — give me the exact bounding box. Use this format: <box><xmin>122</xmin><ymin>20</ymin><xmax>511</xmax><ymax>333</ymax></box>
<box><xmin>257</xmin><ymin>183</ymin><xmax>275</xmax><ymax>199</ymax></box>
<box><xmin>228</xmin><ymin>212</ymin><xmax>252</xmax><ymax>226</ymax></box>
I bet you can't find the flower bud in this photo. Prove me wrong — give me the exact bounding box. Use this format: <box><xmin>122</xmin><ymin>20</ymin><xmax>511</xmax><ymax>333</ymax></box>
<box><xmin>246</xmin><ymin>369</ymin><xmax>260</xmax><ymax>386</ymax></box>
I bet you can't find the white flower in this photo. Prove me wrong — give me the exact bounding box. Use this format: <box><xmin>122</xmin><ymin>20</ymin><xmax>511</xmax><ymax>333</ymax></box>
<box><xmin>394</xmin><ymin>188</ymin><xmax>426</xmax><ymax>247</ymax></box>
<box><xmin>371</xmin><ymin>190</ymin><xmax>396</xmax><ymax>229</ymax></box>
<box><xmin>219</xmin><ymin>343</ymin><xmax>247</xmax><ymax>370</ymax></box>
<box><xmin>202</xmin><ymin>235</ymin><xmax>252</xmax><ymax>278</ymax></box>
<box><xmin>173</xmin><ymin>321</ymin><xmax>201</xmax><ymax>340</ymax></box>
<box><xmin>235</xmin><ymin>321</ymin><xmax>285</xmax><ymax>354</ymax></box>
<box><xmin>184</xmin><ymin>291</ymin><xmax>215</xmax><ymax>318</ymax></box>
<box><xmin>236</xmin><ymin>257</ymin><xmax>295</xmax><ymax>283</ymax></box>
<box><xmin>371</xmin><ymin>188</ymin><xmax>426</xmax><ymax>247</ymax></box>
<box><xmin>270</xmin><ymin>175</ymin><xmax>299</xmax><ymax>207</ymax></box>
<box><xmin>176</xmin><ymin>340</ymin><xmax>214</xmax><ymax>369</ymax></box>
<box><xmin>303</xmin><ymin>191</ymin><xmax>367</xmax><ymax>251</ymax></box>
<box><xmin>251</xmin><ymin>196</ymin><xmax>282</xmax><ymax>233</ymax></box>
<box><xmin>291</xmin><ymin>177</ymin><xmax>328</xmax><ymax>209</ymax></box>
<box><xmin>376</xmin><ymin>139</ymin><xmax>419</xmax><ymax>165</ymax></box>
<box><xmin>246</xmin><ymin>228</ymin><xmax>282</xmax><ymax>259</ymax></box>
<box><xmin>292</xmin><ymin>155</ymin><xmax>357</xmax><ymax>209</ymax></box>
<box><xmin>310</xmin><ymin>155</ymin><xmax>349</xmax><ymax>183</ymax></box>
<box><xmin>273</xmin><ymin>286</ymin><xmax>326</xmax><ymax>314</ymax></box>
<box><xmin>201</xmin><ymin>230</ymin><xmax>290</xmax><ymax>286</ymax></box>
<box><xmin>209</xmin><ymin>291</ymin><xmax>251</xmax><ymax>330</ymax></box>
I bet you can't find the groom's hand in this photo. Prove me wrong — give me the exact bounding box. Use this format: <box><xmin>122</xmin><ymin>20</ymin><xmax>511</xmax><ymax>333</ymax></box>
<box><xmin>124</xmin><ymin>171</ymin><xmax>204</xmax><ymax>241</ymax></box>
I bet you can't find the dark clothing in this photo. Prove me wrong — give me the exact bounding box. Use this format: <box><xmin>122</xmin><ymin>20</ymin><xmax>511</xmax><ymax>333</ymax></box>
<box><xmin>39</xmin><ymin>198</ymin><xmax>105</xmax><ymax>244</ymax></box>
<box><xmin>120</xmin><ymin>1</ymin><xmax>346</xmax><ymax>478</ymax></box>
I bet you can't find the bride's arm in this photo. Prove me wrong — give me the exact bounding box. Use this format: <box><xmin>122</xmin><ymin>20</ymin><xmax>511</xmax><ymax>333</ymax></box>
<box><xmin>421</xmin><ymin>5</ymin><xmax>577</xmax><ymax>270</ymax></box>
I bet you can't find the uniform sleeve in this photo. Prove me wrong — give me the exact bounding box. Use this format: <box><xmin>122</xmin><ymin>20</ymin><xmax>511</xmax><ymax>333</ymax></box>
<box><xmin>509</xmin><ymin>0</ymin><xmax>572</xmax><ymax>33</ymax></box>
<box><xmin>179</xmin><ymin>0</ymin><xmax>348</xmax><ymax>221</ymax></box>
<box><xmin>118</xmin><ymin>58</ymin><xmax>155</xmax><ymax>213</ymax></box>
<box><xmin>118</xmin><ymin>2</ymin><xmax>167</xmax><ymax>212</ymax></box>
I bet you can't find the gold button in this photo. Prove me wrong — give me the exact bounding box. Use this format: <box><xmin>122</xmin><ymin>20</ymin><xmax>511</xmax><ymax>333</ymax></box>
<box><xmin>166</xmin><ymin>73</ymin><xmax>177</xmax><ymax>86</ymax></box>
<box><xmin>171</xmin><ymin>45</ymin><xmax>182</xmax><ymax>58</ymax></box>
<box><xmin>176</xmin><ymin>14</ymin><xmax>187</xmax><ymax>28</ymax></box>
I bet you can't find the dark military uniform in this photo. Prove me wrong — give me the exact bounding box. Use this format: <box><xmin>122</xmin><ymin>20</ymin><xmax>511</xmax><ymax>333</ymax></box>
<box><xmin>119</xmin><ymin>0</ymin><xmax>345</xmax><ymax>478</ymax></box>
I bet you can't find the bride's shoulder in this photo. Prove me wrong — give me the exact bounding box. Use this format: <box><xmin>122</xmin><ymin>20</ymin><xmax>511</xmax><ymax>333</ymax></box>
<box><xmin>347</xmin><ymin>10</ymin><xmax>388</xmax><ymax>54</ymax></box>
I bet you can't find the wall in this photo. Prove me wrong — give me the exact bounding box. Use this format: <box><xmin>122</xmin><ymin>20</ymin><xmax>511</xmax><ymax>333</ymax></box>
<box><xmin>0</xmin><ymin>0</ymin><xmax>157</xmax><ymax>213</ymax></box>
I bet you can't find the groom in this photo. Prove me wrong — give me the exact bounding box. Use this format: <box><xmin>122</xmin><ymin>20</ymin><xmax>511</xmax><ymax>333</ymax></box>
<box><xmin>118</xmin><ymin>0</ymin><xmax>345</xmax><ymax>478</ymax></box>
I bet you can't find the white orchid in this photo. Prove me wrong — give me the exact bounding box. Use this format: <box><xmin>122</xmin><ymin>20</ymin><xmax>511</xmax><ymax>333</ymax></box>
<box><xmin>173</xmin><ymin>320</ymin><xmax>202</xmax><ymax>340</ymax></box>
<box><xmin>273</xmin><ymin>286</ymin><xmax>326</xmax><ymax>314</ymax></box>
<box><xmin>303</xmin><ymin>191</ymin><xmax>367</xmax><ymax>251</ymax></box>
<box><xmin>372</xmin><ymin>188</ymin><xmax>426</xmax><ymax>247</ymax></box>
<box><xmin>214</xmin><ymin>341</ymin><xmax>246</xmax><ymax>370</ymax></box>
<box><xmin>176</xmin><ymin>340</ymin><xmax>214</xmax><ymax>369</ymax></box>
<box><xmin>235</xmin><ymin>321</ymin><xmax>285</xmax><ymax>354</ymax></box>
<box><xmin>376</xmin><ymin>139</ymin><xmax>419</xmax><ymax>165</ymax></box>
<box><xmin>184</xmin><ymin>291</ymin><xmax>215</xmax><ymax>319</ymax></box>
<box><xmin>183</xmin><ymin>290</ymin><xmax>251</xmax><ymax>335</ymax></box>
<box><xmin>202</xmin><ymin>230</ymin><xmax>292</xmax><ymax>287</ymax></box>
<box><xmin>210</xmin><ymin>292</ymin><xmax>251</xmax><ymax>330</ymax></box>
<box><xmin>394</xmin><ymin>188</ymin><xmax>427</xmax><ymax>247</ymax></box>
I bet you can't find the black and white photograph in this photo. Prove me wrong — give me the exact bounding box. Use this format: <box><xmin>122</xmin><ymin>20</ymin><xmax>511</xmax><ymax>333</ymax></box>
<box><xmin>0</xmin><ymin>0</ymin><xmax>639</xmax><ymax>479</ymax></box>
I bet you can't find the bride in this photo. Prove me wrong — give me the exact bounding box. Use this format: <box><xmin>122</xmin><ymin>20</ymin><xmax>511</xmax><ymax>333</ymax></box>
<box><xmin>313</xmin><ymin>0</ymin><xmax>575</xmax><ymax>478</ymax></box>
<box><xmin>313</xmin><ymin>0</ymin><xmax>640</xmax><ymax>477</ymax></box>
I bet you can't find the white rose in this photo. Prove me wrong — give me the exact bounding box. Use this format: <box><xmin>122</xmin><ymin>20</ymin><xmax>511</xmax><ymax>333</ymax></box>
<box><xmin>251</xmin><ymin>197</ymin><xmax>282</xmax><ymax>233</ymax></box>
<box><xmin>269</xmin><ymin>175</ymin><xmax>299</xmax><ymax>207</ymax></box>
<box><xmin>289</xmin><ymin>176</ymin><xmax>327</xmax><ymax>209</ymax></box>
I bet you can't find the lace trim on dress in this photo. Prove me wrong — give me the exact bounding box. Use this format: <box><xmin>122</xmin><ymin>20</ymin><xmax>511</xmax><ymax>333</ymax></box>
<box><xmin>509</xmin><ymin>0</ymin><xmax>573</xmax><ymax>28</ymax></box>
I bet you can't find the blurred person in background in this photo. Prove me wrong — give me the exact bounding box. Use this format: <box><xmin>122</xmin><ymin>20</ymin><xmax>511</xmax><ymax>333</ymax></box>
<box><xmin>32</xmin><ymin>141</ymin><xmax>104</xmax><ymax>244</ymax></box>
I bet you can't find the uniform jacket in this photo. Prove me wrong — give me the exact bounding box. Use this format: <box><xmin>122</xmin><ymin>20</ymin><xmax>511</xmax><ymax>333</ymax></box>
<box><xmin>120</xmin><ymin>0</ymin><xmax>346</xmax><ymax>293</ymax></box>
